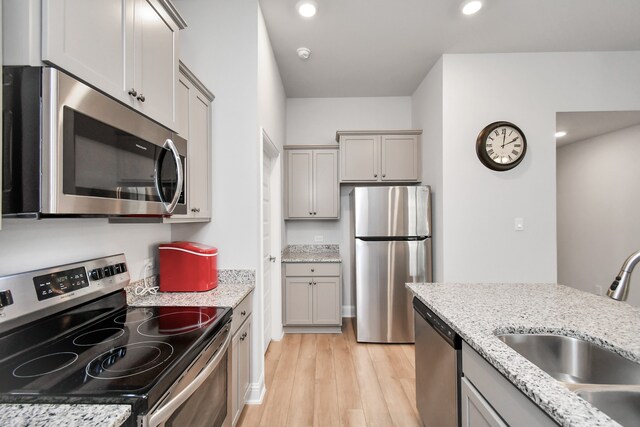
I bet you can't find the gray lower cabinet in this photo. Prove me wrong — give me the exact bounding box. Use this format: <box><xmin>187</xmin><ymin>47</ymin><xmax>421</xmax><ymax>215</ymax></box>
<box><xmin>283</xmin><ymin>263</ymin><xmax>341</xmax><ymax>328</ymax></box>
<box><xmin>461</xmin><ymin>342</ymin><xmax>558</xmax><ymax>427</ymax></box>
<box><xmin>231</xmin><ymin>293</ymin><xmax>253</xmax><ymax>426</ymax></box>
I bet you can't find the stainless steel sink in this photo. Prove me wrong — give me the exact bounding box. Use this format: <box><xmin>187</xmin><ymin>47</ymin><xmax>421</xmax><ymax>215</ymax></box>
<box><xmin>497</xmin><ymin>333</ymin><xmax>640</xmax><ymax>425</ymax></box>
<box><xmin>496</xmin><ymin>333</ymin><xmax>640</xmax><ymax>385</ymax></box>
<box><xmin>575</xmin><ymin>388</ymin><xmax>640</xmax><ymax>426</ymax></box>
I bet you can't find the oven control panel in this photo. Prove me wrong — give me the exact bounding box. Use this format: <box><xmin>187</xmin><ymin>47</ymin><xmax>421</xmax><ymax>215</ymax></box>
<box><xmin>0</xmin><ymin>254</ymin><xmax>130</xmax><ymax>331</ymax></box>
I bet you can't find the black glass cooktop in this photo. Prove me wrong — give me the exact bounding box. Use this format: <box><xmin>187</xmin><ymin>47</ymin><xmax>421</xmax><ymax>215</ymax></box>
<box><xmin>0</xmin><ymin>291</ymin><xmax>231</xmax><ymax>411</ymax></box>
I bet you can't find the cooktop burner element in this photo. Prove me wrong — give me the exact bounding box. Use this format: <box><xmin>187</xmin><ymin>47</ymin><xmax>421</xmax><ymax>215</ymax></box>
<box><xmin>137</xmin><ymin>310</ymin><xmax>214</xmax><ymax>337</ymax></box>
<box><xmin>114</xmin><ymin>308</ymin><xmax>153</xmax><ymax>325</ymax></box>
<box><xmin>12</xmin><ymin>352</ymin><xmax>79</xmax><ymax>378</ymax></box>
<box><xmin>72</xmin><ymin>327</ymin><xmax>125</xmax><ymax>346</ymax></box>
<box><xmin>86</xmin><ymin>341</ymin><xmax>174</xmax><ymax>380</ymax></box>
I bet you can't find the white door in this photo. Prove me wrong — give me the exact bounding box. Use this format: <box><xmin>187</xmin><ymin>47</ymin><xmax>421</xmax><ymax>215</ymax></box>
<box><xmin>262</xmin><ymin>154</ymin><xmax>273</xmax><ymax>353</ymax></box>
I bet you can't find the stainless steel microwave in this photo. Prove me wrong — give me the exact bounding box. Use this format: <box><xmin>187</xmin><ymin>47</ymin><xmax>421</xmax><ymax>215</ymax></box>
<box><xmin>2</xmin><ymin>66</ymin><xmax>187</xmax><ymax>217</ymax></box>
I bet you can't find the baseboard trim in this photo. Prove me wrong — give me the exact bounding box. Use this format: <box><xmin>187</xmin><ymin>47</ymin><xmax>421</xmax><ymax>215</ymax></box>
<box><xmin>284</xmin><ymin>325</ymin><xmax>342</xmax><ymax>334</ymax></box>
<box><xmin>342</xmin><ymin>305</ymin><xmax>355</xmax><ymax>318</ymax></box>
<box><xmin>246</xmin><ymin>373</ymin><xmax>265</xmax><ymax>404</ymax></box>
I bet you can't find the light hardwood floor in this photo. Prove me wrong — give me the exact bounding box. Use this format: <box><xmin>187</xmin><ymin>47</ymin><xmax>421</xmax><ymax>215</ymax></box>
<box><xmin>237</xmin><ymin>319</ymin><xmax>421</xmax><ymax>427</ymax></box>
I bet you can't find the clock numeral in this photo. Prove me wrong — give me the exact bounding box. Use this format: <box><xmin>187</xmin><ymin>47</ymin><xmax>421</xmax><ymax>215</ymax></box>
<box><xmin>492</xmin><ymin>154</ymin><xmax>500</xmax><ymax>160</ymax></box>
<box><xmin>488</xmin><ymin>136</ymin><xmax>494</xmax><ymax>141</ymax></box>
<box><xmin>501</xmin><ymin>128</ymin><xmax>506</xmax><ymax>135</ymax></box>
<box><xmin>494</xmin><ymin>130</ymin><xmax>500</xmax><ymax>137</ymax></box>
<box><xmin>514</xmin><ymin>144</ymin><xmax>521</xmax><ymax>148</ymax></box>
<box><xmin>487</xmin><ymin>149</ymin><xmax>495</xmax><ymax>156</ymax></box>
<box><xmin>509</xmin><ymin>130</ymin><xmax>514</xmax><ymax>136</ymax></box>
<box><xmin>512</xmin><ymin>149</ymin><xmax>519</xmax><ymax>155</ymax></box>
<box><xmin>486</xmin><ymin>142</ymin><xmax>493</xmax><ymax>148</ymax></box>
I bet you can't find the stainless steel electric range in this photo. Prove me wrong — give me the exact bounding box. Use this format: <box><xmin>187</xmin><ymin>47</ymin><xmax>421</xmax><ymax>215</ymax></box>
<box><xmin>0</xmin><ymin>254</ymin><xmax>232</xmax><ymax>427</ymax></box>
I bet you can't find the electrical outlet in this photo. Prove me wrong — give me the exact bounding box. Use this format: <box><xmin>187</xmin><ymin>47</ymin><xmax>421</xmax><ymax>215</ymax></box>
<box><xmin>314</xmin><ymin>235</ymin><xmax>324</xmax><ymax>242</ymax></box>
<box><xmin>142</xmin><ymin>257</ymin><xmax>156</xmax><ymax>274</ymax></box>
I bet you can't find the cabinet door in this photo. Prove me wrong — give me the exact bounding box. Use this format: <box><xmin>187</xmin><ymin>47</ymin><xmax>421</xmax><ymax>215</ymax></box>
<box><xmin>381</xmin><ymin>135</ymin><xmax>419</xmax><ymax>181</ymax></box>
<box><xmin>461</xmin><ymin>377</ymin><xmax>508</xmax><ymax>427</ymax></box>
<box><xmin>284</xmin><ymin>278</ymin><xmax>313</xmax><ymax>325</ymax></box>
<box><xmin>286</xmin><ymin>150</ymin><xmax>313</xmax><ymax>218</ymax></box>
<box><xmin>238</xmin><ymin>317</ymin><xmax>252</xmax><ymax>411</ymax></box>
<box><xmin>133</xmin><ymin>0</ymin><xmax>178</xmax><ymax>129</ymax></box>
<box><xmin>313</xmin><ymin>149</ymin><xmax>339</xmax><ymax>218</ymax></box>
<box><xmin>312</xmin><ymin>277</ymin><xmax>341</xmax><ymax>325</ymax></box>
<box><xmin>42</xmin><ymin>0</ymin><xmax>131</xmax><ymax>101</ymax></box>
<box><xmin>340</xmin><ymin>135</ymin><xmax>379</xmax><ymax>182</ymax></box>
<box><xmin>231</xmin><ymin>331</ymin><xmax>240</xmax><ymax>425</ymax></box>
<box><xmin>175</xmin><ymin>74</ymin><xmax>190</xmax><ymax>139</ymax></box>
<box><xmin>187</xmin><ymin>91</ymin><xmax>211</xmax><ymax>219</ymax></box>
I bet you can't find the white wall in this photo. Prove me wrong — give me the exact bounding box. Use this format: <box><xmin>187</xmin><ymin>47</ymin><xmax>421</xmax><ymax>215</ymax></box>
<box><xmin>0</xmin><ymin>219</ymin><xmax>169</xmax><ymax>280</ymax></box>
<box><xmin>285</xmin><ymin>96</ymin><xmax>412</xmax><ymax>314</ymax></box>
<box><xmin>436</xmin><ymin>51</ymin><xmax>640</xmax><ymax>283</ymax></box>
<box><xmin>171</xmin><ymin>0</ymin><xmax>259</xmax><ymax>270</ymax></box>
<box><xmin>557</xmin><ymin>124</ymin><xmax>640</xmax><ymax>306</ymax></box>
<box><xmin>411</xmin><ymin>59</ymin><xmax>443</xmax><ymax>281</ymax></box>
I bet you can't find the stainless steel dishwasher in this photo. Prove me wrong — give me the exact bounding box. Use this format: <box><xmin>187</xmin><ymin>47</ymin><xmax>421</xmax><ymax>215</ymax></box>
<box><xmin>414</xmin><ymin>297</ymin><xmax>462</xmax><ymax>427</ymax></box>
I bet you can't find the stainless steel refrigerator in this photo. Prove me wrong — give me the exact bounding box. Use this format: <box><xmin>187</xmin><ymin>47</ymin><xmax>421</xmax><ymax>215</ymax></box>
<box><xmin>351</xmin><ymin>185</ymin><xmax>432</xmax><ymax>343</ymax></box>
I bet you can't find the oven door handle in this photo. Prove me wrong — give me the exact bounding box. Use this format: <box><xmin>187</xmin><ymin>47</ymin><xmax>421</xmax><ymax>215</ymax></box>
<box><xmin>147</xmin><ymin>331</ymin><xmax>231</xmax><ymax>427</ymax></box>
<box><xmin>154</xmin><ymin>138</ymin><xmax>184</xmax><ymax>214</ymax></box>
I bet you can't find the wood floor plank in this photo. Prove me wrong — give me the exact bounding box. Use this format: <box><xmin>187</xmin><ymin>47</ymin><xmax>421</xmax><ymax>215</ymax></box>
<box><xmin>383</xmin><ymin>345</ymin><xmax>415</xmax><ymax>379</ymax></box>
<box><xmin>332</xmin><ymin>332</ymin><xmax>363</xmax><ymax>412</ymax></box>
<box><xmin>286</xmin><ymin>356</ymin><xmax>316</xmax><ymax>427</ymax></box>
<box><xmin>299</xmin><ymin>334</ymin><xmax>317</xmax><ymax>359</ymax></box>
<box><xmin>314</xmin><ymin>376</ymin><xmax>341</xmax><ymax>427</ymax></box>
<box><xmin>315</xmin><ymin>334</ymin><xmax>334</xmax><ymax>380</ymax></box>
<box><xmin>350</xmin><ymin>344</ymin><xmax>395</xmax><ymax>427</ymax></box>
<box><xmin>375</xmin><ymin>375</ymin><xmax>422</xmax><ymax>427</ymax></box>
<box><xmin>401</xmin><ymin>344</ymin><xmax>416</xmax><ymax>368</ymax></box>
<box><xmin>399</xmin><ymin>377</ymin><xmax>420</xmax><ymax>418</ymax></box>
<box><xmin>341</xmin><ymin>409</ymin><xmax>368</xmax><ymax>427</ymax></box>
<box><xmin>257</xmin><ymin>334</ymin><xmax>302</xmax><ymax>427</ymax></box>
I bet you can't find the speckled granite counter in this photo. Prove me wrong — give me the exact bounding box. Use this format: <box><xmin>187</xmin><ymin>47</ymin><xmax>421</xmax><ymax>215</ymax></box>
<box><xmin>126</xmin><ymin>269</ymin><xmax>255</xmax><ymax>308</ymax></box>
<box><xmin>407</xmin><ymin>282</ymin><xmax>640</xmax><ymax>427</ymax></box>
<box><xmin>281</xmin><ymin>244</ymin><xmax>341</xmax><ymax>263</ymax></box>
<box><xmin>0</xmin><ymin>403</ymin><xmax>131</xmax><ymax>427</ymax></box>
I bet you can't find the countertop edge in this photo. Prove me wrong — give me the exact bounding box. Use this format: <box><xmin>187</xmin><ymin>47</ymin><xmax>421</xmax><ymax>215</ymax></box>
<box><xmin>0</xmin><ymin>404</ymin><xmax>131</xmax><ymax>427</ymax></box>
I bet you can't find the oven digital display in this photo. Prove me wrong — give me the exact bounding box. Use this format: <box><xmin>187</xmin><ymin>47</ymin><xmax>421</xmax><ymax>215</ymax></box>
<box><xmin>33</xmin><ymin>267</ymin><xmax>89</xmax><ymax>301</ymax></box>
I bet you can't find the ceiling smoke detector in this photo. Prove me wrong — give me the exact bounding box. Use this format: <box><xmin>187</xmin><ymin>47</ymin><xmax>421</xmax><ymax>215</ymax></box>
<box><xmin>297</xmin><ymin>1</ymin><xmax>318</xmax><ymax>18</ymax></box>
<box><xmin>297</xmin><ymin>47</ymin><xmax>312</xmax><ymax>60</ymax></box>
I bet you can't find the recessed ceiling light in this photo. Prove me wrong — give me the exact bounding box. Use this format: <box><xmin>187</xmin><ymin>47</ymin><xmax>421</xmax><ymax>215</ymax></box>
<box><xmin>555</xmin><ymin>131</ymin><xmax>567</xmax><ymax>138</ymax></box>
<box><xmin>297</xmin><ymin>47</ymin><xmax>312</xmax><ymax>60</ymax></box>
<box><xmin>461</xmin><ymin>0</ymin><xmax>483</xmax><ymax>15</ymax></box>
<box><xmin>297</xmin><ymin>1</ymin><xmax>318</xmax><ymax>18</ymax></box>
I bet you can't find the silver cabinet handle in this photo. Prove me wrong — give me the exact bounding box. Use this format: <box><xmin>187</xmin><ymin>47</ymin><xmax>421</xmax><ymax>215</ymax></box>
<box><xmin>241</xmin><ymin>310</ymin><xmax>246</xmax><ymax>316</ymax></box>
<box><xmin>374</xmin><ymin>174</ymin><xmax>378</xmax><ymax>177</ymax></box>
<box><xmin>308</xmin><ymin>281</ymin><xmax>313</xmax><ymax>286</ymax></box>
<box><xmin>268</xmin><ymin>256</ymin><xmax>276</xmax><ymax>262</ymax></box>
<box><xmin>191</xmin><ymin>207</ymin><xmax>201</xmax><ymax>213</ymax></box>
<box><xmin>154</xmin><ymin>139</ymin><xmax>184</xmax><ymax>214</ymax></box>
<box><xmin>240</xmin><ymin>332</ymin><xmax>247</xmax><ymax>341</ymax></box>
<box><xmin>128</xmin><ymin>88</ymin><xmax>137</xmax><ymax>97</ymax></box>
<box><xmin>382</xmin><ymin>174</ymin><xmax>386</xmax><ymax>178</ymax></box>
<box><xmin>137</xmin><ymin>94</ymin><xmax>146</xmax><ymax>102</ymax></box>
<box><xmin>311</xmin><ymin>269</ymin><xmax>315</xmax><ymax>272</ymax></box>
<box><xmin>147</xmin><ymin>329</ymin><xmax>230</xmax><ymax>427</ymax></box>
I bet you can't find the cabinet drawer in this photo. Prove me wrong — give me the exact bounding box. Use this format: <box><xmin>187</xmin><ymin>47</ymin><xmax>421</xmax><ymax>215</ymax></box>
<box><xmin>285</xmin><ymin>263</ymin><xmax>340</xmax><ymax>277</ymax></box>
<box><xmin>231</xmin><ymin>293</ymin><xmax>253</xmax><ymax>335</ymax></box>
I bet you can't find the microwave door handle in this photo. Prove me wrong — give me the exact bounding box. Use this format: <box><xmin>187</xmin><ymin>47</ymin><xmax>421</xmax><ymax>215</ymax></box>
<box><xmin>154</xmin><ymin>139</ymin><xmax>184</xmax><ymax>214</ymax></box>
<box><xmin>147</xmin><ymin>331</ymin><xmax>231</xmax><ymax>427</ymax></box>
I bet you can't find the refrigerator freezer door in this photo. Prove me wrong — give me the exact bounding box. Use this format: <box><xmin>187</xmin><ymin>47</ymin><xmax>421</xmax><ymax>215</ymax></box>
<box><xmin>355</xmin><ymin>237</ymin><xmax>432</xmax><ymax>343</ymax></box>
<box><xmin>353</xmin><ymin>186</ymin><xmax>431</xmax><ymax>238</ymax></box>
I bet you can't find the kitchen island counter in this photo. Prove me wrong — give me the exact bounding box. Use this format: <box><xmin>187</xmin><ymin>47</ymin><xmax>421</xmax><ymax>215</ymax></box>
<box><xmin>407</xmin><ymin>282</ymin><xmax>640</xmax><ymax>427</ymax></box>
<box><xmin>0</xmin><ymin>403</ymin><xmax>131</xmax><ymax>427</ymax></box>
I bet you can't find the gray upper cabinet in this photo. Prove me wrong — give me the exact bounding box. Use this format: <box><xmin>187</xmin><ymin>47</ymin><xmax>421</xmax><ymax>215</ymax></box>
<box><xmin>337</xmin><ymin>130</ymin><xmax>422</xmax><ymax>183</ymax></box>
<box><xmin>285</xmin><ymin>146</ymin><xmax>339</xmax><ymax>220</ymax></box>
<box><xmin>167</xmin><ymin>62</ymin><xmax>214</xmax><ymax>223</ymax></box>
<box><xmin>38</xmin><ymin>0</ymin><xmax>186</xmax><ymax>130</ymax></box>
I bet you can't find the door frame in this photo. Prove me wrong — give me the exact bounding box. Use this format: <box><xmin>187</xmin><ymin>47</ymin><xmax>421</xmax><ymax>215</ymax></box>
<box><xmin>260</xmin><ymin>128</ymin><xmax>283</xmax><ymax>350</ymax></box>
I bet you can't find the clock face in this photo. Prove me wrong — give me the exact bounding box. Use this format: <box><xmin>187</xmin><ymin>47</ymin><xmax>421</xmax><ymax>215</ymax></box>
<box><xmin>476</xmin><ymin>121</ymin><xmax>527</xmax><ymax>171</ymax></box>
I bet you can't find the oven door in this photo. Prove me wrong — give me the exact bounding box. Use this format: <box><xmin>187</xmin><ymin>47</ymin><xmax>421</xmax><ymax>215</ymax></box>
<box><xmin>43</xmin><ymin>68</ymin><xmax>186</xmax><ymax>216</ymax></box>
<box><xmin>141</xmin><ymin>323</ymin><xmax>232</xmax><ymax>427</ymax></box>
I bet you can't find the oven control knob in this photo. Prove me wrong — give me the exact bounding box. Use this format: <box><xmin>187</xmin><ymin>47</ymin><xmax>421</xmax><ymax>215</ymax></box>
<box><xmin>114</xmin><ymin>264</ymin><xmax>123</xmax><ymax>274</ymax></box>
<box><xmin>0</xmin><ymin>290</ymin><xmax>14</xmax><ymax>308</ymax></box>
<box><xmin>90</xmin><ymin>269</ymin><xmax>104</xmax><ymax>281</ymax></box>
<box><xmin>103</xmin><ymin>266</ymin><xmax>114</xmax><ymax>277</ymax></box>
<box><xmin>119</xmin><ymin>263</ymin><xmax>128</xmax><ymax>273</ymax></box>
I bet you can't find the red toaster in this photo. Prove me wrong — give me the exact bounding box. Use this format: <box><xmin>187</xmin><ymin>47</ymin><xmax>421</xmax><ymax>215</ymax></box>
<box><xmin>159</xmin><ymin>242</ymin><xmax>218</xmax><ymax>292</ymax></box>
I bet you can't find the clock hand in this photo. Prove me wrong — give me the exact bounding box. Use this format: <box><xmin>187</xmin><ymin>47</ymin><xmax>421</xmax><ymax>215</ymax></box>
<box><xmin>503</xmin><ymin>137</ymin><xmax>519</xmax><ymax>146</ymax></box>
<box><xmin>502</xmin><ymin>133</ymin><xmax>506</xmax><ymax>148</ymax></box>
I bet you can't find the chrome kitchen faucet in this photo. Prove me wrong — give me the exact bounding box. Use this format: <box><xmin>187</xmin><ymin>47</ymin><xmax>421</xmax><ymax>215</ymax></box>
<box><xmin>607</xmin><ymin>249</ymin><xmax>640</xmax><ymax>301</ymax></box>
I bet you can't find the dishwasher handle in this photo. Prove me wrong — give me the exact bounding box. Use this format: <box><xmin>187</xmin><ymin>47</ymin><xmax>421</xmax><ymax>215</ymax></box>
<box><xmin>413</xmin><ymin>297</ymin><xmax>461</xmax><ymax>349</ymax></box>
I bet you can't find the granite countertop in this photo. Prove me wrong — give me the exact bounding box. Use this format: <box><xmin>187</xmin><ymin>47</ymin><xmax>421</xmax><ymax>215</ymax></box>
<box><xmin>407</xmin><ymin>282</ymin><xmax>640</xmax><ymax>427</ymax></box>
<box><xmin>127</xmin><ymin>269</ymin><xmax>255</xmax><ymax>308</ymax></box>
<box><xmin>0</xmin><ymin>404</ymin><xmax>131</xmax><ymax>427</ymax></box>
<box><xmin>281</xmin><ymin>244</ymin><xmax>341</xmax><ymax>263</ymax></box>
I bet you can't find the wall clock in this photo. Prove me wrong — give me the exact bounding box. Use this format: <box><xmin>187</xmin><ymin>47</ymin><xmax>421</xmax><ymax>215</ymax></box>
<box><xmin>476</xmin><ymin>121</ymin><xmax>527</xmax><ymax>171</ymax></box>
